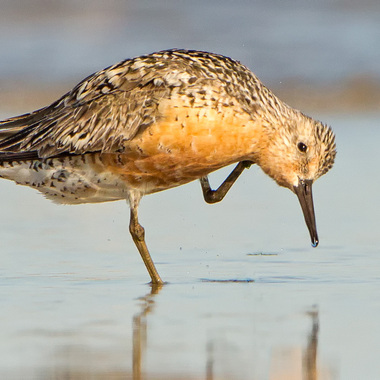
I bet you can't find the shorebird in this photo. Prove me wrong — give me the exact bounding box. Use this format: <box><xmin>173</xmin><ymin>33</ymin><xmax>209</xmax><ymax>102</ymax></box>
<box><xmin>0</xmin><ymin>49</ymin><xmax>336</xmax><ymax>284</ymax></box>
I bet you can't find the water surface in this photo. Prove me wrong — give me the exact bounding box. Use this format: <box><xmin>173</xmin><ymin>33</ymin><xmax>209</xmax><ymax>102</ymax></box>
<box><xmin>0</xmin><ymin>114</ymin><xmax>379</xmax><ymax>379</ymax></box>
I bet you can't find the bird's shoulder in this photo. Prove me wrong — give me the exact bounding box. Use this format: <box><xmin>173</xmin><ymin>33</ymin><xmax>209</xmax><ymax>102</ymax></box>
<box><xmin>0</xmin><ymin>49</ymin><xmax>261</xmax><ymax>158</ymax></box>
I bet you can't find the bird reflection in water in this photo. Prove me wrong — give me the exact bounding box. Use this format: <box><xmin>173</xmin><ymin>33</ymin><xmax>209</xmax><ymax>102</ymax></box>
<box><xmin>303</xmin><ymin>309</ymin><xmax>319</xmax><ymax>380</ymax></box>
<box><xmin>132</xmin><ymin>295</ymin><xmax>325</xmax><ymax>380</ymax></box>
<box><xmin>268</xmin><ymin>307</ymin><xmax>324</xmax><ymax>380</ymax></box>
<box><xmin>40</xmin><ymin>293</ymin><xmax>330</xmax><ymax>379</ymax></box>
<box><xmin>132</xmin><ymin>284</ymin><xmax>163</xmax><ymax>380</ymax></box>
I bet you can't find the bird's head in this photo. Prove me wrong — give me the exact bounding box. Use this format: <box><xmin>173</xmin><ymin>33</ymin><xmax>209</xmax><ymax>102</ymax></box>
<box><xmin>255</xmin><ymin>111</ymin><xmax>336</xmax><ymax>246</ymax></box>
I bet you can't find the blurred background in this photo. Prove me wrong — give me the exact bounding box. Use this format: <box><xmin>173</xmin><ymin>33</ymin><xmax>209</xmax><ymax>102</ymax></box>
<box><xmin>0</xmin><ymin>0</ymin><xmax>379</xmax><ymax>115</ymax></box>
<box><xmin>0</xmin><ymin>1</ymin><xmax>379</xmax><ymax>379</ymax></box>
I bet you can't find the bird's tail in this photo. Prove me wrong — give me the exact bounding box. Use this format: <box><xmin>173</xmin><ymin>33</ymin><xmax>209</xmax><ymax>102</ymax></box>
<box><xmin>0</xmin><ymin>106</ymin><xmax>56</xmax><ymax>162</ymax></box>
<box><xmin>0</xmin><ymin>106</ymin><xmax>50</xmax><ymax>141</ymax></box>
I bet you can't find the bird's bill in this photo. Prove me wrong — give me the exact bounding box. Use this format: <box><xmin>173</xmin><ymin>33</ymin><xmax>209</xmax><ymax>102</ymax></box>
<box><xmin>293</xmin><ymin>179</ymin><xmax>319</xmax><ymax>247</ymax></box>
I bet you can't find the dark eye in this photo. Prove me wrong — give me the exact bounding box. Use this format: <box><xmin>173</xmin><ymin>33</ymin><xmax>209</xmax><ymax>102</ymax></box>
<box><xmin>297</xmin><ymin>142</ymin><xmax>307</xmax><ymax>152</ymax></box>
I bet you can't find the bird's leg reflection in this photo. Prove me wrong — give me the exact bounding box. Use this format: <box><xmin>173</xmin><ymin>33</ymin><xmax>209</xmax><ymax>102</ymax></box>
<box><xmin>268</xmin><ymin>307</ymin><xmax>321</xmax><ymax>380</ymax></box>
<box><xmin>303</xmin><ymin>308</ymin><xmax>319</xmax><ymax>380</ymax></box>
<box><xmin>206</xmin><ymin>341</ymin><xmax>214</xmax><ymax>380</ymax></box>
<box><xmin>132</xmin><ymin>284</ymin><xmax>163</xmax><ymax>380</ymax></box>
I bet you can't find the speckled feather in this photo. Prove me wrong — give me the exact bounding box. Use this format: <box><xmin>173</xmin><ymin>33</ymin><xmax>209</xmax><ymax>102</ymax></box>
<box><xmin>0</xmin><ymin>49</ymin><xmax>263</xmax><ymax>156</ymax></box>
<box><xmin>0</xmin><ymin>49</ymin><xmax>336</xmax><ymax>200</ymax></box>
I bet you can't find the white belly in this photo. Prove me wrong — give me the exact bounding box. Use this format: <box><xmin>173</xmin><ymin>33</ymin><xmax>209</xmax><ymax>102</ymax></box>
<box><xmin>0</xmin><ymin>156</ymin><xmax>133</xmax><ymax>204</ymax></box>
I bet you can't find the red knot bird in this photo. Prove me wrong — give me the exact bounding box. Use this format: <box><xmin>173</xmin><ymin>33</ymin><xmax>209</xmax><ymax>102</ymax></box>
<box><xmin>0</xmin><ymin>49</ymin><xmax>336</xmax><ymax>285</ymax></box>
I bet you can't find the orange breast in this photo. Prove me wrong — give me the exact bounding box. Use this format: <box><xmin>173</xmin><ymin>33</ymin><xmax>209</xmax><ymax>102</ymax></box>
<box><xmin>97</xmin><ymin>98</ymin><xmax>260</xmax><ymax>193</ymax></box>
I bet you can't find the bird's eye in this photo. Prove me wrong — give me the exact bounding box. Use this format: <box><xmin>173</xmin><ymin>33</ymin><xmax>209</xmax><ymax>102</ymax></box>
<box><xmin>297</xmin><ymin>142</ymin><xmax>307</xmax><ymax>152</ymax></box>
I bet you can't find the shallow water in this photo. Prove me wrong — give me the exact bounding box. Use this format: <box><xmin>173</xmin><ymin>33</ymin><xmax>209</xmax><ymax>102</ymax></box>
<box><xmin>1</xmin><ymin>1</ymin><xmax>380</xmax><ymax>379</ymax></box>
<box><xmin>0</xmin><ymin>113</ymin><xmax>379</xmax><ymax>379</ymax></box>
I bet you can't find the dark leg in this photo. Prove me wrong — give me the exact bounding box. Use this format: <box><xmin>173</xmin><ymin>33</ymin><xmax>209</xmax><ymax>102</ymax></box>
<box><xmin>200</xmin><ymin>161</ymin><xmax>253</xmax><ymax>204</ymax></box>
<box><xmin>128</xmin><ymin>195</ymin><xmax>164</xmax><ymax>285</ymax></box>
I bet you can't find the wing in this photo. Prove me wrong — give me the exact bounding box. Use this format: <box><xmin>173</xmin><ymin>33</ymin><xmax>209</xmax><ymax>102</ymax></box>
<box><xmin>0</xmin><ymin>49</ymin><xmax>260</xmax><ymax>160</ymax></box>
<box><xmin>0</xmin><ymin>58</ymin><xmax>174</xmax><ymax>158</ymax></box>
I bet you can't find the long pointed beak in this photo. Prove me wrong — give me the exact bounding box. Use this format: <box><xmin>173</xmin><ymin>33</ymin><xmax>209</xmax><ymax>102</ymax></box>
<box><xmin>293</xmin><ymin>179</ymin><xmax>319</xmax><ymax>247</ymax></box>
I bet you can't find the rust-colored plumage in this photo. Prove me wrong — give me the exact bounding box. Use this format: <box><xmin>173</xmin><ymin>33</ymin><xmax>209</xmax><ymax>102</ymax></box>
<box><xmin>0</xmin><ymin>49</ymin><xmax>336</xmax><ymax>284</ymax></box>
